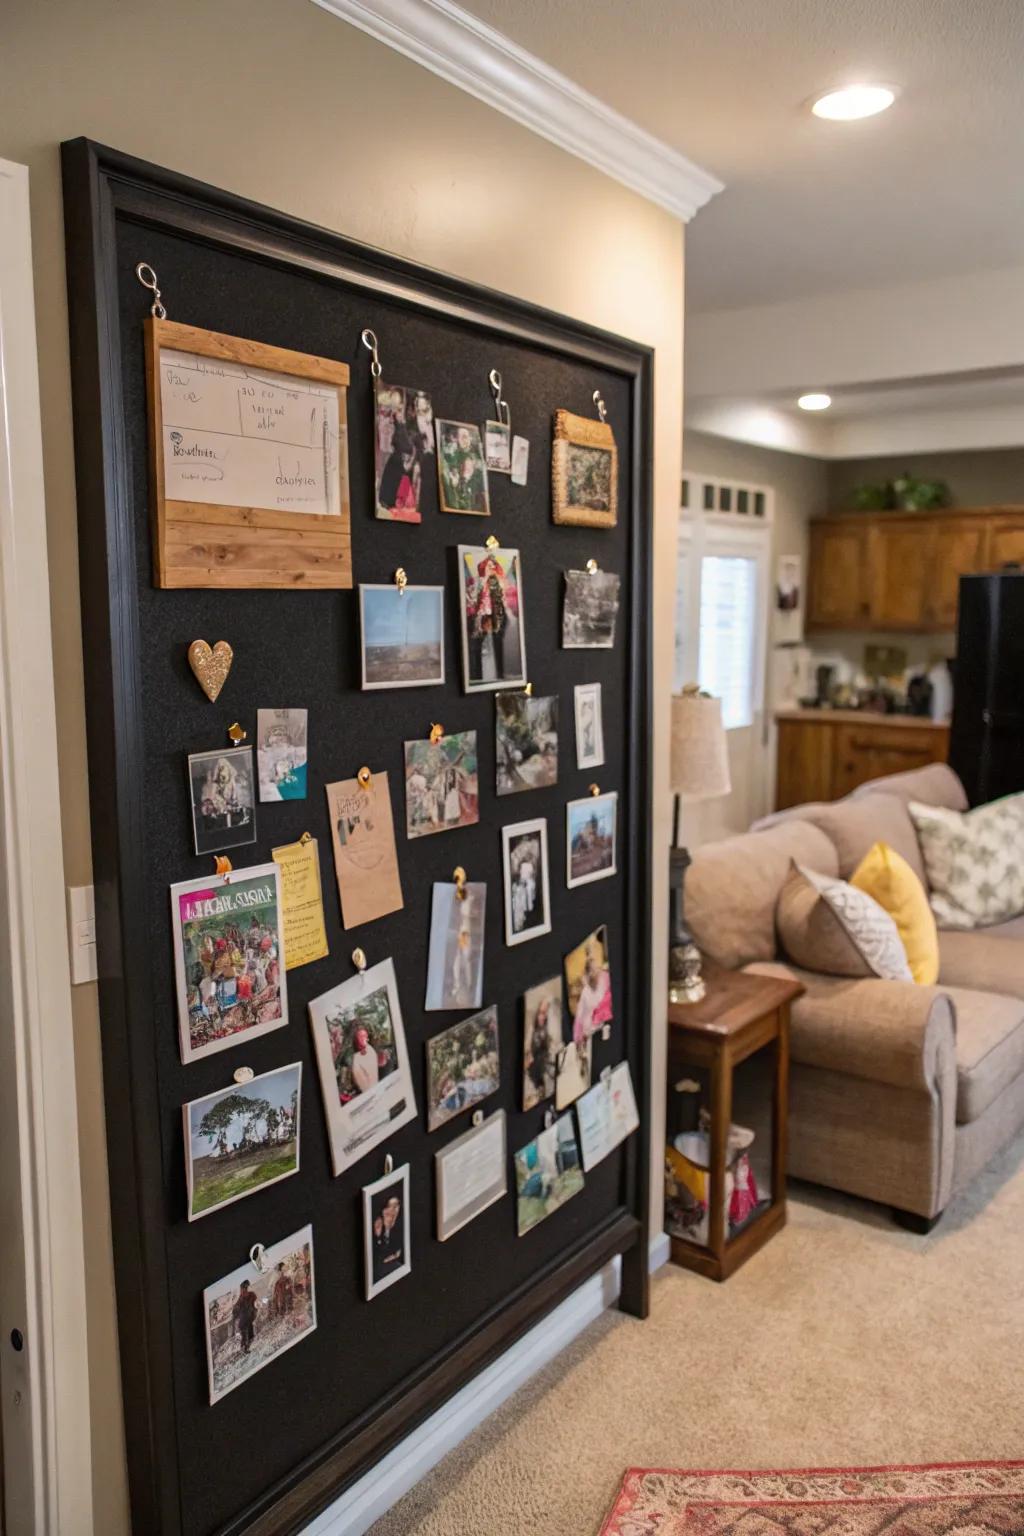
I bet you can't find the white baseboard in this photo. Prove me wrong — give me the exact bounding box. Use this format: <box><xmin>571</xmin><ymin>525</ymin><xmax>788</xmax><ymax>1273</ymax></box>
<box><xmin>303</xmin><ymin>1236</ymin><xmax>666</xmax><ymax>1536</ymax></box>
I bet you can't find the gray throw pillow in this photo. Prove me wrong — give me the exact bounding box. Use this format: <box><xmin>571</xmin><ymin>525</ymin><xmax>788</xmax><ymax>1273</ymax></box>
<box><xmin>776</xmin><ymin>863</ymin><xmax>912</xmax><ymax>982</ymax></box>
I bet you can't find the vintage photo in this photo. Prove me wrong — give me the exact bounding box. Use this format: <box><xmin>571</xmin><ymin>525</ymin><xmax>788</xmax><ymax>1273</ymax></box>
<box><xmin>184</xmin><ymin>1063</ymin><xmax>301</xmax><ymax>1221</ymax></box>
<box><xmin>496</xmin><ymin>692</ymin><xmax>558</xmax><ymax>795</ymax></box>
<box><xmin>552</xmin><ymin>409</ymin><xmax>618</xmax><ymax>528</ymax></box>
<box><xmin>566</xmin><ymin>791</ymin><xmax>618</xmax><ymax>888</ymax></box>
<box><xmin>425</xmin><ymin>1004</ymin><xmax>500</xmax><ymax>1132</ymax></box>
<box><xmin>187</xmin><ymin>746</ymin><xmax>257</xmax><ymax>855</ymax></box>
<box><xmin>203</xmin><ymin>1225</ymin><xmax>315</xmax><ymax>1405</ymax></box>
<box><xmin>307</xmin><ymin>958</ymin><xmax>417</xmax><ymax>1176</ymax></box>
<box><xmin>458</xmin><ymin>545</ymin><xmax>527</xmax><ymax>693</ymax></box>
<box><xmin>363</xmin><ymin>1163</ymin><xmax>411</xmax><ymax>1299</ymax></box>
<box><xmin>360</xmin><ymin>583</ymin><xmax>445</xmax><ymax>690</ymax></box>
<box><xmin>436</xmin><ymin>419</ymin><xmax>490</xmax><ymax>515</ymax></box>
<box><xmin>425</xmin><ymin>879</ymin><xmax>486</xmax><ymax>1011</ymax></box>
<box><xmin>326</xmin><ymin>771</ymin><xmax>404</xmax><ymax>929</ymax></box>
<box><xmin>514</xmin><ymin>1115</ymin><xmax>585</xmax><ymax>1236</ymax></box>
<box><xmin>501</xmin><ymin>817</ymin><xmax>552</xmax><ymax>946</ymax></box>
<box><xmin>554</xmin><ymin>1033</ymin><xmax>593</xmax><ymax>1110</ymax></box>
<box><xmin>575</xmin><ymin>1060</ymin><xmax>640</xmax><ymax>1172</ymax></box>
<box><xmin>565</xmin><ymin>924</ymin><xmax>614</xmax><ymax>1044</ymax></box>
<box><xmin>257</xmin><ymin>708</ymin><xmax>308</xmax><ymax>802</ymax></box>
<box><xmin>435</xmin><ymin>1110</ymin><xmax>507</xmax><ymax>1242</ymax></box>
<box><xmin>171</xmin><ymin>865</ymin><xmax>288</xmax><ymax>1065</ymax></box>
<box><xmin>522</xmin><ymin>975</ymin><xmax>563</xmax><ymax>1111</ymax></box>
<box><xmin>574</xmin><ymin>683</ymin><xmax>604</xmax><ymax>770</ymax></box>
<box><xmin>404</xmin><ymin>730</ymin><xmax>479</xmax><ymax>838</ymax></box>
<box><xmin>562</xmin><ymin>569</ymin><xmax>621</xmax><ymax>649</ymax></box>
<box><xmin>484</xmin><ymin>418</ymin><xmax>512</xmax><ymax>474</ymax></box>
<box><xmin>373</xmin><ymin>382</ymin><xmax>434</xmax><ymax>523</ymax></box>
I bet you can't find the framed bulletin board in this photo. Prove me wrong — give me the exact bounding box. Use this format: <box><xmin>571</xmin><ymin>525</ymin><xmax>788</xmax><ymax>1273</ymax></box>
<box><xmin>62</xmin><ymin>139</ymin><xmax>653</xmax><ymax>1536</ymax></box>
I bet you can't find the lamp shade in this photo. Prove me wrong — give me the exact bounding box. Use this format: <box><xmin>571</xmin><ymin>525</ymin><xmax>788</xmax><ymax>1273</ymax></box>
<box><xmin>670</xmin><ymin>689</ymin><xmax>731</xmax><ymax>799</ymax></box>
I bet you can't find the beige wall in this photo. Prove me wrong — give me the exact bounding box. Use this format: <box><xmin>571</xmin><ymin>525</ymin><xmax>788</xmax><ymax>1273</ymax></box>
<box><xmin>828</xmin><ymin>447</ymin><xmax>1024</xmax><ymax>510</ymax></box>
<box><xmin>1</xmin><ymin>2</ymin><xmax>683</xmax><ymax>1525</ymax></box>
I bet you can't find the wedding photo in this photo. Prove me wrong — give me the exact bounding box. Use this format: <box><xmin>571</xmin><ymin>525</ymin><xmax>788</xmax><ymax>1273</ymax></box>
<box><xmin>501</xmin><ymin>817</ymin><xmax>552</xmax><ymax>946</ymax></box>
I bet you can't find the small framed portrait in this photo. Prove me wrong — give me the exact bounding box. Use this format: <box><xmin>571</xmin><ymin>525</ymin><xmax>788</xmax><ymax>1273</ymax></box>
<box><xmin>171</xmin><ymin>864</ymin><xmax>288</xmax><ymax>1065</ymax></box>
<box><xmin>565</xmin><ymin>923</ymin><xmax>613</xmax><ymax>1044</ymax></box>
<box><xmin>363</xmin><ymin>1163</ymin><xmax>411</xmax><ymax>1300</ymax></box>
<box><xmin>435</xmin><ymin>1110</ymin><xmax>507</xmax><ymax>1241</ymax></box>
<box><xmin>574</xmin><ymin>683</ymin><xmax>604</xmax><ymax>770</ymax></box>
<box><xmin>554</xmin><ymin>1034</ymin><xmax>592</xmax><ymax>1110</ymax></box>
<box><xmin>566</xmin><ymin>791</ymin><xmax>618</xmax><ymax>888</ymax></box>
<box><xmin>404</xmin><ymin>730</ymin><xmax>479</xmax><ymax>838</ymax></box>
<box><xmin>425</xmin><ymin>879</ymin><xmax>486</xmax><ymax>1012</ymax></box>
<box><xmin>183</xmin><ymin>1062</ymin><xmax>301</xmax><ymax>1221</ymax></box>
<box><xmin>458</xmin><ymin>545</ymin><xmax>527</xmax><ymax>692</ymax></box>
<box><xmin>484</xmin><ymin>419</ymin><xmax>512</xmax><ymax>474</ymax></box>
<box><xmin>501</xmin><ymin>817</ymin><xmax>551</xmax><ymax>946</ymax></box>
<box><xmin>562</xmin><ymin>569</ymin><xmax>621</xmax><ymax>649</ymax></box>
<box><xmin>373</xmin><ymin>382</ymin><xmax>434</xmax><ymax>523</ymax></box>
<box><xmin>203</xmin><ymin>1225</ymin><xmax>316</xmax><ymax>1405</ymax></box>
<box><xmin>551</xmin><ymin>408</ymin><xmax>618</xmax><ymax>528</ymax></box>
<box><xmin>496</xmin><ymin>691</ymin><xmax>558</xmax><ymax>795</ymax></box>
<box><xmin>514</xmin><ymin>1114</ymin><xmax>585</xmax><ymax>1236</ymax></box>
<box><xmin>425</xmin><ymin>1004</ymin><xmax>500</xmax><ymax>1133</ymax></box>
<box><xmin>522</xmin><ymin>975</ymin><xmax>563</xmax><ymax>1111</ymax></box>
<box><xmin>436</xmin><ymin>419</ymin><xmax>491</xmax><ymax>515</ymax></box>
<box><xmin>187</xmin><ymin>746</ymin><xmax>257</xmax><ymax>856</ymax></box>
<box><xmin>256</xmin><ymin>708</ymin><xmax>308</xmax><ymax>802</ymax></box>
<box><xmin>359</xmin><ymin>584</ymin><xmax>445</xmax><ymax>690</ymax></box>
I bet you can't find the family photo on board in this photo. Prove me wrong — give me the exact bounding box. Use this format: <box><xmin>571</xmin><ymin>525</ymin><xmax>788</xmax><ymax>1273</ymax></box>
<box><xmin>204</xmin><ymin>1226</ymin><xmax>316</xmax><ymax>1404</ymax></box>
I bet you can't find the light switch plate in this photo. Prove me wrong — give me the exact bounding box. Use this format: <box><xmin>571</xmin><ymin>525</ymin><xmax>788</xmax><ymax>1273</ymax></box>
<box><xmin>66</xmin><ymin>884</ymin><xmax>97</xmax><ymax>985</ymax></box>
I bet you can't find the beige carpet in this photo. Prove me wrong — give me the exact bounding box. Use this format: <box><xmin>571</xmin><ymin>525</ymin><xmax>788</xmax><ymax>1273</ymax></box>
<box><xmin>369</xmin><ymin>1132</ymin><xmax>1024</xmax><ymax>1536</ymax></box>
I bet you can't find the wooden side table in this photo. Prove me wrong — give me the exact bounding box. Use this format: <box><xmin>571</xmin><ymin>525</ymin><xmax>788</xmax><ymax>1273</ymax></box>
<box><xmin>665</xmin><ymin>962</ymin><xmax>803</xmax><ymax>1282</ymax></box>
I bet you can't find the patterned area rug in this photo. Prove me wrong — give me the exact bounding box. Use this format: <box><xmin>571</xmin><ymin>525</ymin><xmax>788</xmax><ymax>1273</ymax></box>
<box><xmin>599</xmin><ymin>1462</ymin><xmax>1024</xmax><ymax>1533</ymax></box>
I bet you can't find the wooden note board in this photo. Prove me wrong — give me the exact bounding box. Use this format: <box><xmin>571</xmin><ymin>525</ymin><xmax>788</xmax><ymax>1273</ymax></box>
<box><xmin>144</xmin><ymin>318</ymin><xmax>352</xmax><ymax>589</ymax></box>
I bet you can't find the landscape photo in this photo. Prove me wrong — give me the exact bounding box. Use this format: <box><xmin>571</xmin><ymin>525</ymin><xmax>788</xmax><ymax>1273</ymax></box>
<box><xmin>360</xmin><ymin>584</ymin><xmax>445</xmax><ymax>689</ymax></box>
<box><xmin>185</xmin><ymin>1063</ymin><xmax>301</xmax><ymax>1221</ymax></box>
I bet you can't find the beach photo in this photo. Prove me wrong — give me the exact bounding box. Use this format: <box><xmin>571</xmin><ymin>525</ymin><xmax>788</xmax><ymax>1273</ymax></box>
<box><xmin>359</xmin><ymin>584</ymin><xmax>445</xmax><ymax>689</ymax></box>
<box><xmin>203</xmin><ymin>1225</ymin><xmax>315</xmax><ymax>1405</ymax></box>
<box><xmin>514</xmin><ymin>1115</ymin><xmax>585</xmax><ymax>1236</ymax></box>
<box><xmin>522</xmin><ymin>975</ymin><xmax>563</xmax><ymax>1111</ymax></box>
<box><xmin>501</xmin><ymin>816</ymin><xmax>552</xmax><ymax>946</ymax></box>
<box><xmin>436</xmin><ymin>419</ymin><xmax>490</xmax><ymax>515</ymax></box>
<box><xmin>403</xmin><ymin>730</ymin><xmax>479</xmax><ymax>838</ymax></box>
<box><xmin>458</xmin><ymin>545</ymin><xmax>527</xmax><ymax>692</ymax></box>
<box><xmin>566</xmin><ymin>791</ymin><xmax>618</xmax><ymax>888</ymax></box>
<box><xmin>184</xmin><ymin>1063</ymin><xmax>301</xmax><ymax>1221</ymax></box>
<box><xmin>256</xmin><ymin>708</ymin><xmax>308</xmax><ymax>802</ymax></box>
<box><xmin>373</xmin><ymin>381</ymin><xmax>433</xmax><ymax>523</ymax></box>
<box><xmin>425</xmin><ymin>879</ymin><xmax>486</xmax><ymax>1011</ymax></box>
<box><xmin>495</xmin><ymin>691</ymin><xmax>558</xmax><ymax>795</ymax></box>
<box><xmin>171</xmin><ymin>865</ymin><xmax>288</xmax><ymax>1065</ymax></box>
<box><xmin>188</xmin><ymin>746</ymin><xmax>257</xmax><ymax>855</ymax></box>
<box><xmin>565</xmin><ymin>924</ymin><xmax>613</xmax><ymax>1044</ymax></box>
<box><xmin>574</xmin><ymin>683</ymin><xmax>604</xmax><ymax>769</ymax></box>
<box><xmin>425</xmin><ymin>1005</ymin><xmax>500</xmax><ymax>1132</ymax></box>
<box><xmin>562</xmin><ymin>569</ymin><xmax>621</xmax><ymax>649</ymax></box>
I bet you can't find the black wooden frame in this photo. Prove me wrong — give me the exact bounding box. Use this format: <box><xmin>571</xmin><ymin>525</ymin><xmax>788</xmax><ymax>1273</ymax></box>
<box><xmin>61</xmin><ymin>138</ymin><xmax>653</xmax><ymax>1536</ymax></box>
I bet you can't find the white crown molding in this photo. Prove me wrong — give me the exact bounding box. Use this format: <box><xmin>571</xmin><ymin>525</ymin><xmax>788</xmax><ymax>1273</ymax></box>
<box><xmin>311</xmin><ymin>0</ymin><xmax>723</xmax><ymax>222</ymax></box>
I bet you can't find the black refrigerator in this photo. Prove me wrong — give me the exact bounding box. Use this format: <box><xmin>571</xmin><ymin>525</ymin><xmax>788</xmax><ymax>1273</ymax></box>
<box><xmin>949</xmin><ymin>571</ymin><xmax>1024</xmax><ymax>806</ymax></box>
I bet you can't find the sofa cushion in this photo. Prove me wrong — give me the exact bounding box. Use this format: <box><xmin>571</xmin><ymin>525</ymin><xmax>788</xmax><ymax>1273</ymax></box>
<box><xmin>851</xmin><ymin>841</ymin><xmax>939</xmax><ymax>985</ymax></box>
<box><xmin>939</xmin><ymin>929</ymin><xmax>1024</xmax><ymax>1000</ymax></box>
<box><xmin>687</xmin><ymin>821</ymin><xmax>839</xmax><ymax>970</ymax></box>
<box><xmin>984</xmin><ymin>915</ymin><xmax>1024</xmax><ymax>941</ymax></box>
<box><xmin>850</xmin><ymin>761</ymin><xmax>968</xmax><ymax>812</ymax></box>
<box><xmin>778</xmin><ymin>864</ymin><xmax>911</xmax><ymax>981</ymax></box>
<box><xmin>910</xmin><ymin>794</ymin><xmax>1024</xmax><ymax>929</ymax></box>
<box><xmin>944</xmin><ymin>985</ymin><xmax>1024</xmax><ymax>1123</ymax></box>
<box><xmin>797</xmin><ymin>792</ymin><xmax>927</xmax><ymax>884</ymax></box>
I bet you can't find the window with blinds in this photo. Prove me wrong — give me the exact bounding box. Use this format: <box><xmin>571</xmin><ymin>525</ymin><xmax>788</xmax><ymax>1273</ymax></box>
<box><xmin>697</xmin><ymin>555</ymin><xmax>759</xmax><ymax>729</ymax></box>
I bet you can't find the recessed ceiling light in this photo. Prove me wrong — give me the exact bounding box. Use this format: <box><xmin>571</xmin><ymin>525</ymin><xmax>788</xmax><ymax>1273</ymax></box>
<box><xmin>798</xmin><ymin>393</ymin><xmax>832</xmax><ymax>411</ymax></box>
<box><xmin>811</xmin><ymin>84</ymin><xmax>896</xmax><ymax>121</ymax></box>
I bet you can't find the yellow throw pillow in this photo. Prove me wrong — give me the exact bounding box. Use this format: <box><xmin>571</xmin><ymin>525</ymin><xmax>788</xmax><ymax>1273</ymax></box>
<box><xmin>851</xmin><ymin>841</ymin><xmax>939</xmax><ymax>985</ymax></box>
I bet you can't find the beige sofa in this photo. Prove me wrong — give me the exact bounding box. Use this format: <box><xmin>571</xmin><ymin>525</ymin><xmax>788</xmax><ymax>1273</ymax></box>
<box><xmin>686</xmin><ymin>763</ymin><xmax>1024</xmax><ymax>1230</ymax></box>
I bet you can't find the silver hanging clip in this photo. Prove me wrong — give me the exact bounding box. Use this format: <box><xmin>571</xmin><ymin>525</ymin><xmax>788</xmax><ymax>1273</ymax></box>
<box><xmin>361</xmin><ymin>328</ymin><xmax>382</xmax><ymax>379</ymax></box>
<box><xmin>352</xmin><ymin>947</ymin><xmax>368</xmax><ymax>974</ymax></box>
<box><xmin>249</xmin><ymin>1243</ymin><xmax>268</xmax><ymax>1274</ymax></box>
<box><xmin>472</xmin><ymin>1109</ymin><xmax>484</xmax><ymax>1127</ymax></box>
<box><xmin>135</xmin><ymin>262</ymin><xmax>167</xmax><ymax>320</ymax></box>
<box><xmin>233</xmin><ymin>1066</ymin><xmax>255</xmax><ymax>1085</ymax></box>
<box><xmin>489</xmin><ymin>368</ymin><xmax>511</xmax><ymax>431</ymax></box>
<box><xmin>592</xmin><ymin>390</ymin><xmax>607</xmax><ymax>424</ymax></box>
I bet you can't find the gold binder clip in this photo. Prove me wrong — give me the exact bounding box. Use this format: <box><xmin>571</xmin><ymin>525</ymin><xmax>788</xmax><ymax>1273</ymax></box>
<box><xmin>523</xmin><ymin>681</ymin><xmax>533</xmax><ymax>697</ymax></box>
<box><xmin>227</xmin><ymin>721</ymin><xmax>247</xmax><ymax>745</ymax></box>
<box><xmin>586</xmin><ymin>558</ymin><xmax>599</xmax><ymax>575</ymax></box>
<box><xmin>485</xmin><ymin>534</ymin><xmax>500</xmax><ymax>550</ymax></box>
<box><xmin>357</xmin><ymin>765</ymin><xmax>372</xmax><ymax>790</ymax></box>
<box><xmin>589</xmin><ymin>783</ymin><xmax>601</xmax><ymax>797</ymax></box>
<box><xmin>429</xmin><ymin>722</ymin><xmax>444</xmax><ymax>744</ymax></box>
<box><xmin>453</xmin><ymin>865</ymin><xmax>467</xmax><ymax>902</ymax></box>
<box><xmin>214</xmin><ymin>855</ymin><xmax>233</xmax><ymax>881</ymax></box>
<box><xmin>299</xmin><ymin>830</ymin><xmax>313</xmax><ymax>846</ymax></box>
<box><xmin>352</xmin><ymin>947</ymin><xmax>367</xmax><ymax>973</ymax></box>
<box><xmin>394</xmin><ymin>567</ymin><xmax>408</xmax><ymax>595</ymax></box>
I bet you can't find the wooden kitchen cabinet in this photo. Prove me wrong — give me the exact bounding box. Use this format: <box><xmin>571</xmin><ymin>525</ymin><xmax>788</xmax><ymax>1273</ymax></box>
<box><xmin>806</xmin><ymin>520</ymin><xmax>870</xmax><ymax>629</ymax></box>
<box><xmin>926</xmin><ymin>518</ymin><xmax>990</xmax><ymax>628</ymax></box>
<box><xmin>987</xmin><ymin>515</ymin><xmax>1024</xmax><ymax>571</ymax></box>
<box><xmin>868</xmin><ymin>519</ymin><xmax>934</xmax><ymax>629</ymax></box>
<box><xmin>775</xmin><ymin>712</ymin><xmax>949</xmax><ymax>810</ymax></box>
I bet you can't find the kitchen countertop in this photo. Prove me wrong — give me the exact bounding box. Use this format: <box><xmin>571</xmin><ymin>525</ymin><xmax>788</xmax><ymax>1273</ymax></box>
<box><xmin>775</xmin><ymin>708</ymin><xmax>951</xmax><ymax>730</ymax></box>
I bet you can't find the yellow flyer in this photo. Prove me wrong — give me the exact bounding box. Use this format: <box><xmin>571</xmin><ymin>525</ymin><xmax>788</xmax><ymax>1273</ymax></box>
<box><xmin>271</xmin><ymin>836</ymin><xmax>329</xmax><ymax>969</ymax></box>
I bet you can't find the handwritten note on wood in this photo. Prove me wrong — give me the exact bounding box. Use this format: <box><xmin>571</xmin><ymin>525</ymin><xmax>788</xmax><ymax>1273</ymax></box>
<box><xmin>145</xmin><ymin>318</ymin><xmax>351</xmax><ymax>590</ymax></box>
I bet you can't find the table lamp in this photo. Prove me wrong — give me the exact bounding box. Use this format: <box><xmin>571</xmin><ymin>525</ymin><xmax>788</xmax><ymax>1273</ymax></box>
<box><xmin>669</xmin><ymin>686</ymin><xmax>731</xmax><ymax>1003</ymax></box>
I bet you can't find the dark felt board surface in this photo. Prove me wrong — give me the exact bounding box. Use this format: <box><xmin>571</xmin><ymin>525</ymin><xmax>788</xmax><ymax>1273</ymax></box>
<box><xmin>112</xmin><ymin>218</ymin><xmax>638</xmax><ymax>1536</ymax></box>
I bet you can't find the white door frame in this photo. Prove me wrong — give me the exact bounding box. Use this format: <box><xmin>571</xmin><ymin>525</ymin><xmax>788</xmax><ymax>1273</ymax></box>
<box><xmin>0</xmin><ymin>157</ymin><xmax>94</xmax><ymax>1534</ymax></box>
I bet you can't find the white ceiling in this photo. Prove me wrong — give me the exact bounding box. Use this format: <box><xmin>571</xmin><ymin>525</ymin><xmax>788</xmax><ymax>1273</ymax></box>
<box><xmin>458</xmin><ymin>0</ymin><xmax>1024</xmax><ymax>316</ymax></box>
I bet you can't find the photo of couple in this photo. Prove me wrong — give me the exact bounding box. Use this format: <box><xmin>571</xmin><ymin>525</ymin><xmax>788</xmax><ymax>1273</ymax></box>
<box><xmin>373</xmin><ymin>382</ymin><xmax>434</xmax><ymax>523</ymax></box>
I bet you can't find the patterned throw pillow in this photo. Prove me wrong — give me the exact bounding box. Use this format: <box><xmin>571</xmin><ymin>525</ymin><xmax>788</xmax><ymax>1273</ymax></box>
<box><xmin>909</xmin><ymin>794</ymin><xmax>1024</xmax><ymax>929</ymax></box>
<box><xmin>777</xmin><ymin>863</ymin><xmax>912</xmax><ymax>981</ymax></box>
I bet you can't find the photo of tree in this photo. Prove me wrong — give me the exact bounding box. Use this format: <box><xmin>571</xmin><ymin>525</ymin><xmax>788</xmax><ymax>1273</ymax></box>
<box><xmin>185</xmin><ymin>1063</ymin><xmax>301</xmax><ymax>1220</ymax></box>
